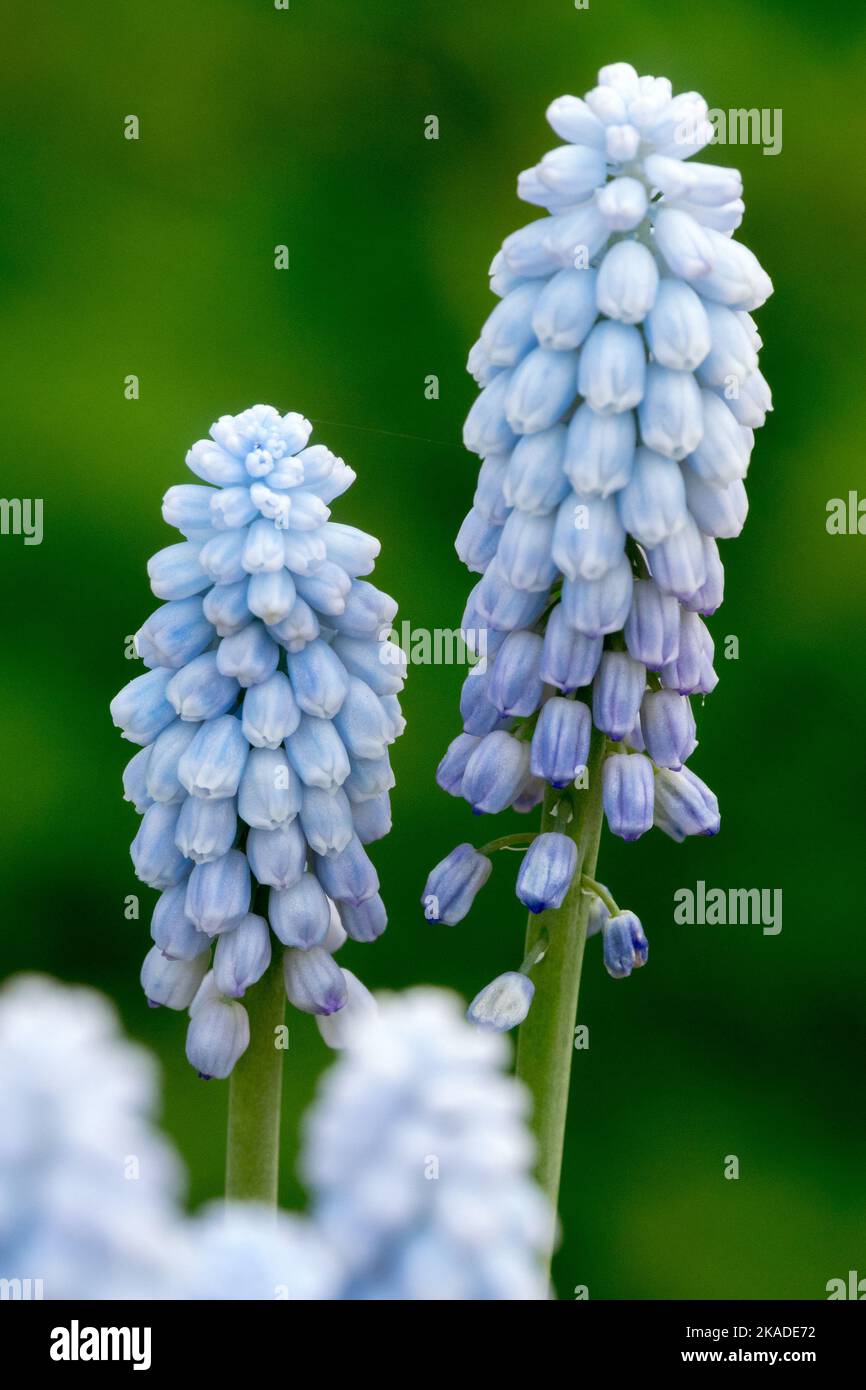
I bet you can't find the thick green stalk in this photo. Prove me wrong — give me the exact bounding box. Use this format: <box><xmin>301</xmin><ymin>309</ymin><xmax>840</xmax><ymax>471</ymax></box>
<box><xmin>225</xmin><ymin>951</ymin><xmax>287</xmax><ymax>1205</ymax></box>
<box><xmin>515</xmin><ymin>726</ymin><xmax>607</xmax><ymax>1262</ymax></box>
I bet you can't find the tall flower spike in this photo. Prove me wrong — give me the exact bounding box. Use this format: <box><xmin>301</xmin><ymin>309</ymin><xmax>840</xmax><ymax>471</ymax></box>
<box><xmin>111</xmin><ymin>405</ymin><xmax>405</xmax><ymax>1079</ymax></box>
<box><xmin>429</xmin><ymin>66</ymin><xmax>771</xmax><ymax>1026</ymax></box>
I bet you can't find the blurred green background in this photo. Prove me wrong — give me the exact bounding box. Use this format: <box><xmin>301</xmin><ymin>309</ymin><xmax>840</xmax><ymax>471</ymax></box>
<box><xmin>2</xmin><ymin>0</ymin><xmax>865</xmax><ymax>1300</ymax></box>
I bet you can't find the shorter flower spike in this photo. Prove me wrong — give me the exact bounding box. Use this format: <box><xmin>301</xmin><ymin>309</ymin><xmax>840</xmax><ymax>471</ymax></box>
<box><xmin>112</xmin><ymin>405</ymin><xmax>405</xmax><ymax>1076</ymax></box>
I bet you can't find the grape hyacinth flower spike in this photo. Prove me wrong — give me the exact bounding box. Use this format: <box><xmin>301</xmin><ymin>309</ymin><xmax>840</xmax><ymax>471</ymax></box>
<box><xmin>111</xmin><ymin>404</ymin><xmax>405</xmax><ymax>1202</ymax></box>
<box><xmin>425</xmin><ymin>62</ymin><xmax>772</xmax><ymax>1258</ymax></box>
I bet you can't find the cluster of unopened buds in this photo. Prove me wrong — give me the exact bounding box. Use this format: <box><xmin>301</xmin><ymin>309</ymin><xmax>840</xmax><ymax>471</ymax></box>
<box><xmin>423</xmin><ymin>62</ymin><xmax>772</xmax><ymax>1029</ymax></box>
<box><xmin>111</xmin><ymin>405</ymin><xmax>405</xmax><ymax>1078</ymax></box>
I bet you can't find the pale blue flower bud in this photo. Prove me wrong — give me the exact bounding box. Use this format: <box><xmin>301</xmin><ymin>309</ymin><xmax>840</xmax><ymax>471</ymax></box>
<box><xmin>131</xmin><ymin>802</ymin><xmax>188</xmax><ymax>889</ymax></box>
<box><xmin>540</xmin><ymin>603</ymin><xmax>603</xmax><ymax>691</ymax></box>
<box><xmin>178</xmin><ymin>714</ymin><xmax>249</xmax><ymax>799</ymax></box>
<box><xmin>563</xmin><ymin>403</ymin><xmax>635</xmax><ymax>497</ymax></box>
<box><xmin>592</xmin><ymin>651</ymin><xmax>646</xmax><ymax>741</ymax></box>
<box><xmin>175</xmin><ymin>793</ymin><xmax>238</xmax><ymax>864</ymax></box>
<box><xmin>314</xmin><ymin>834</ymin><xmax>379</xmax><ymax>906</ymax></box>
<box><xmin>660</xmin><ymin>608</ymin><xmax>710</xmax><ymax>694</ymax></box>
<box><xmin>683</xmin><ymin>534</ymin><xmax>724</xmax><ymax>615</ymax></box>
<box><xmin>536</xmin><ymin>143</ymin><xmax>607</xmax><ymax>200</ymax></box>
<box><xmin>351</xmin><ymin>790</ymin><xmax>392</xmax><ymax>844</ymax></box>
<box><xmin>217</xmin><ymin>621</ymin><xmax>280</xmax><ymax>687</ymax></box>
<box><xmin>683</xmin><ymin>469</ymin><xmax>748</xmax><ymax>539</ymax></box>
<box><xmin>695</xmin><ymin>302</ymin><xmax>757</xmax><ymax>387</ymax></box>
<box><xmin>202</xmin><ymin>578</ymin><xmax>250</xmax><ymax>636</ymax></box>
<box><xmin>647</xmin><ymin>514</ymin><xmax>707</xmax><ymax>602</ymax></box>
<box><xmin>185</xmin><ymin>848</ymin><xmax>251</xmax><ymax>935</ymax></box>
<box><xmin>246</xmin><ymin>818</ymin><xmax>307</xmax><ymax>890</ymax></box>
<box><xmin>623</xmin><ymin>578</ymin><xmax>680</xmax><ymax>669</ymax></box>
<box><xmin>617</xmin><ymin>445</ymin><xmax>688</xmax><ymax>547</ymax></box>
<box><xmin>148</xmin><ymin>541</ymin><xmax>210</xmax><ymax>601</ymax></box>
<box><xmin>504</xmin><ymin>346</ymin><xmax>579</xmax><ymax>434</ymax></box>
<box><xmin>237</xmin><ymin>746</ymin><xmax>301</xmax><ymax>830</ymax></box>
<box><xmin>639</xmin><ymin>364</ymin><xmax>704</xmax><ymax>460</ymax></box>
<box><xmin>285</xmin><ymin>715</ymin><xmax>351</xmax><ymax>791</ymax></box>
<box><xmin>186</xmin><ymin>437</ymin><xmax>247</xmax><ymax>486</ymax></box>
<box><xmin>241</xmin><ymin>517</ymin><xmax>285</xmax><ymax>574</ymax></box>
<box><xmin>653</xmin><ymin>766</ymin><xmax>720</xmax><ymax>838</ymax></box>
<box><xmin>595</xmin><ymin>175</ymin><xmax>647</xmax><ymax>230</ymax></box>
<box><xmin>473</xmin><ymin>455</ymin><xmax>511</xmax><ymax>524</ymax></box>
<box><xmin>145</xmin><ymin>719</ymin><xmax>199</xmax><ymax>802</ymax></box>
<box><xmin>331</xmin><ymin>676</ymin><xmax>393</xmax><ymax>761</ymax></box>
<box><xmin>552</xmin><ymin>490</ymin><xmax>626</xmax><ymax>580</ymax></box>
<box><xmin>652</xmin><ymin>208</ymin><xmax>714</xmax><ymax>279</ymax></box>
<box><xmin>640</xmin><ymin>689</ymin><xmax>697</xmax><ymax>769</ymax></box>
<box><xmin>245</xmin><ymin>569</ymin><xmax>297</xmax><ymax>626</ymax></box>
<box><xmin>480</xmin><ymin>280</ymin><xmax>545</xmax><ymax>366</ymax></box>
<box><xmin>166</xmin><ymin>651</ymin><xmax>240</xmax><ymax>722</ymax></box>
<box><xmin>213</xmin><ymin>914</ymin><xmax>271</xmax><ymax>998</ymax></box>
<box><xmin>110</xmin><ymin>667</ymin><xmax>176</xmax><ymax>746</ymax></box>
<box><xmin>687</xmin><ymin>390</ymin><xmax>749</xmax><ymax>485</ymax></box>
<box><xmin>602</xmin><ymin>752</ymin><xmax>654</xmax><ymax>840</ymax></box>
<box><xmin>468</xmin><ymin>972</ymin><xmax>535</xmax><ymax>1031</ymax></box>
<box><xmin>285</xmin><ymin>640</ymin><xmax>349</xmax><ymax>720</ymax></box>
<box><xmin>561</xmin><ymin>553</ymin><xmax>633</xmax><ymax>636</ymax></box>
<box><xmin>185</xmin><ymin>991</ymin><xmax>250</xmax><ymax>1079</ymax></box>
<box><xmin>516</xmin><ymin>831</ymin><xmax>578</xmax><ymax>912</ymax></box>
<box><xmin>602</xmin><ymin>911</ymin><xmax>648</xmax><ymax>979</ymax></box>
<box><xmin>455</xmin><ymin>507</ymin><xmax>501</xmax><ymax>572</ymax></box>
<box><xmin>546</xmin><ymin>94</ymin><xmax>606</xmax><ymax>147</ymax></box>
<box><xmin>210</xmin><ymin>485</ymin><xmax>258</xmax><ymax>530</ymax></box>
<box><xmin>475</xmin><ymin>560</ymin><xmax>550</xmax><ymax>631</ymax></box>
<box><xmin>531</xmin><ymin>268</ymin><xmax>598</xmax><ymax>350</ymax></box>
<box><xmin>436</xmin><ymin>732</ymin><xmax>480</xmax><ymax>797</ymax></box>
<box><xmin>199</xmin><ymin>528</ymin><xmax>248</xmax><ymax>584</ymax></box>
<box><xmin>378</xmin><ymin>693</ymin><xmax>405</xmax><ymax>742</ymax></box>
<box><xmin>502</xmin><ymin>426</ymin><xmax>570</xmax><ymax>515</ymax></box>
<box><xmin>338</xmin><ymin>893</ymin><xmax>388</xmax><ymax>943</ymax></box>
<box><xmin>578</xmin><ymin>320</ymin><xmax>645</xmax><ymax>414</ymax></box>
<box><xmin>321</xmin><ymin>522</ymin><xmax>380</xmax><ymax>577</ymax></box>
<box><xmin>487</xmin><ymin>631</ymin><xmax>545</xmax><ymax>717</ymax></box>
<box><xmin>343</xmin><ymin>752</ymin><xmax>395</xmax><ymax>803</ymax></box>
<box><xmin>330</xmin><ymin>634</ymin><xmax>406</xmax><ymax>696</ymax></box>
<box><xmin>151</xmin><ymin>883</ymin><xmax>210</xmax><ymax>960</ymax></box>
<box><xmin>294</xmin><ymin>562</ymin><xmax>352</xmax><ymax>617</ymax></box>
<box><xmin>530</xmin><ymin>697</ymin><xmax>591</xmax><ymax>787</ymax></box>
<box><xmin>135</xmin><ymin>598</ymin><xmax>213</xmax><ymax>670</ymax></box>
<box><xmin>123</xmin><ymin>746</ymin><xmax>153</xmax><ymax>813</ymax></box>
<box><xmin>141</xmin><ymin>945</ymin><xmax>208</xmax><ymax>1009</ymax></box>
<box><xmin>422</xmin><ymin>843</ymin><xmax>492</xmax><ymax>924</ymax></box>
<box><xmin>300</xmin><ymin>786</ymin><xmax>354</xmax><ymax>855</ymax></box>
<box><xmin>281</xmin><ymin>530</ymin><xmax>327</xmax><ymax>576</ymax></box>
<box><xmin>241</xmin><ymin>670</ymin><xmax>301</xmax><ymax>747</ymax></box>
<box><xmin>463</xmin><ymin>370</ymin><xmax>517</xmax><ymax>457</ymax></box>
<box><xmin>162</xmin><ymin>483</ymin><xmax>215</xmax><ymax>538</ymax></box>
<box><xmin>269</xmin><ymin>874</ymin><xmax>332</xmax><ymax>949</ymax></box>
<box><xmin>495</xmin><ymin>509</ymin><xmax>557</xmax><ymax>593</ymax></box>
<box><xmin>284</xmin><ymin>947</ymin><xmax>348</xmax><ymax>1016</ymax></box>
<box><xmin>644</xmin><ymin>278</ymin><xmax>711</xmax><ymax>371</ymax></box>
<box><xmin>327</xmin><ymin>580</ymin><xmax>398</xmax><ymax>639</ymax></box>
<box><xmin>463</xmin><ymin>730</ymin><xmax>531</xmax><ymax>814</ymax></box>
<box><xmin>596</xmin><ymin>240</ymin><xmax>659</xmax><ymax>324</ymax></box>
<box><xmin>268</xmin><ymin>594</ymin><xmax>320</xmax><ymax>651</ymax></box>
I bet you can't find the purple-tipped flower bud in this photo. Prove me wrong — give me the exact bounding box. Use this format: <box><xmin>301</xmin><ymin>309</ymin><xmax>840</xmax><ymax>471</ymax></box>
<box><xmin>653</xmin><ymin>766</ymin><xmax>720</xmax><ymax>839</ymax></box>
<box><xmin>540</xmin><ymin>603</ymin><xmax>603</xmax><ymax>691</ymax></box>
<box><xmin>640</xmin><ymin>689</ymin><xmax>697</xmax><ymax>769</ymax></box>
<box><xmin>487</xmin><ymin>631</ymin><xmax>545</xmax><ymax>717</ymax></box>
<box><xmin>530</xmin><ymin>697</ymin><xmax>591</xmax><ymax>787</ymax></box>
<box><xmin>422</xmin><ymin>844</ymin><xmax>492</xmax><ymax>925</ymax></box>
<box><xmin>141</xmin><ymin>945</ymin><xmax>208</xmax><ymax>1010</ymax></box>
<box><xmin>213</xmin><ymin>914</ymin><xmax>272</xmax><ymax>998</ymax></box>
<box><xmin>185</xmin><ymin>985</ymin><xmax>250</xmax><ymax>1079</ymax></box>
<box><xmin>283</xmin><ymin>947</ymin><xmax>348</xmax><ymax>1016</ymax></box>
<box><xmin>516</xmin><ymin>832</ymin><xmax>578</xmax><ymax>912</ymax></box>
<box><xmin>592</xmin><ymin>651</ymin><xmax>646</xmax><ymax>742</ymax></box>
<box><xmin>185</xmin><ymin>848</ymin><xmax>251</xmax><ymax>936</ymax></box>
<box><xmin>462</xmin><ymin>731</ymin><xmax>531</xmax><ymax>814</ymax></box>
<box><xmin>603</xmin><ymin>911</ymin><xmax>649</xmax><ymax>979</ymax></box>
<box><xmin>602</xmin><ymin>752</ymin><xmax>654</xmax><ymax>841</ymax></box>
<box><xmin>623</xmin><ymin>579</ymin><xmax>681</xmax><ymax>670</ymax></box>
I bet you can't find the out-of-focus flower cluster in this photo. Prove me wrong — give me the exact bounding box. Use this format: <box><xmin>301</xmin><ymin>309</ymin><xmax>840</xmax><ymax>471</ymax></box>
<box><xmin>110</xmin><ymin>406</ymin><xmax>406</xmax><ymax>1079</ymax></box>
<box><xmin>425</xmin><ymin>63</ymin><xmax>772</xmax><ymax>1025</ymax></box>
<box><xmin>0</xmin><ymin>977</ymin><xmax>548</xmax><ymax>1301</ymax></box>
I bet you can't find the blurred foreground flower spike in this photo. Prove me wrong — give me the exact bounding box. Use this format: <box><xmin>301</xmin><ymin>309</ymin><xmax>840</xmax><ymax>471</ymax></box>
<box><xmin>0</xmin><ymin>976</ymin><xmax>548</xmax><ymax>1301</ymax></box>
<box><xmin>427</xmin><ymin>60</ymin><xmax>772</xmax><ymax>1024</ymax></box>
<box><xmin>111</xmin><ymin>405</ymin><xmax>406</xmax><ymax>1077</ymax></box>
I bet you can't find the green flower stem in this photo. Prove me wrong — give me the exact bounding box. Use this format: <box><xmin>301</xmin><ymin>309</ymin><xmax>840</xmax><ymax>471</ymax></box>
<box><xmin>515</xmin><ymin>726</ymin><xmax>607</xmax><ymax>1267</ymax></box>
<box><xmin>581</xmin><ymin>875</ymin><xmax>619</xmax><ymax>915</ymax></box>
<box><xmin>479</xmin><ymin>831</ymin><xmax>536</xmax><ymax>855</ymax></box>
<box><xmin>225</xmin><ymin>950</ymin><xmax>286</xmax><ymax>1205</ymax></box>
